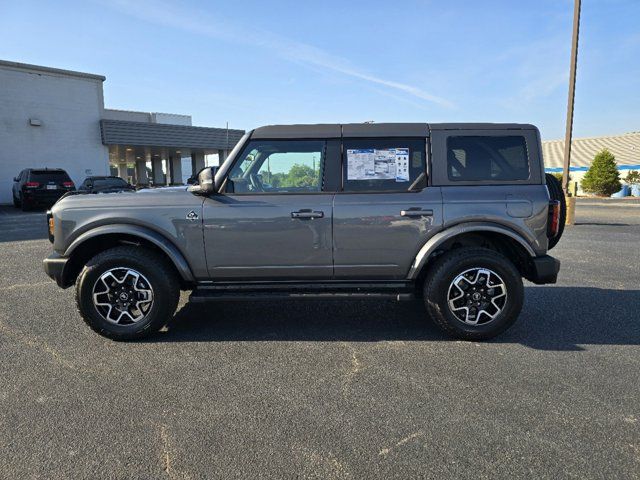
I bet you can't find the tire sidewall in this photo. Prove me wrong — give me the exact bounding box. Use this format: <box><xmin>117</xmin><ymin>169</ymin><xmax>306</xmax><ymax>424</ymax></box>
<box><xmin>428</xmin><ymin>251</ymin><xmax>524</xmax><ymax>339</ymax></box>
<box><xmin>77</xmin><ymin>252</ymin><xmax>175</xmax><ymax>339</ymax></box>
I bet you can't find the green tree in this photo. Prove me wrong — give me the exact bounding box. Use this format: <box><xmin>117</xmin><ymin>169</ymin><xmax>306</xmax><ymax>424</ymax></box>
<box><xmin>285</xmin><ymin>163</ymin><xmax>318</xmax><ymax>187</ymax></box>
<box><xmin>581</xmin><ymin>149</ymin><xmax>621</xmax><ymax>196</ymax></box>
<box><xmin>625</xmin><ymin>170</ymin><xmax>640</xmax><ymax>186</ymax></box>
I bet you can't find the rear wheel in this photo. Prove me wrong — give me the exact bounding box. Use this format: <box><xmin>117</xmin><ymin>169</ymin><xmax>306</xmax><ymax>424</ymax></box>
<box><xmin>545</xmin><ymin>173</ymin><xmax>566</xmax><ymax>250</ymax></box>
<box><xmin>12</xmin><ymin>193</ymin><xmax>20</xmax><ymax>208</ymax></box>
<box><xmin>423</xmin><ymin>247</ymin><xmax>524</xmax><ymax>340</ymax></box>
<box><xmin>75</xmin><ymin>246</ymin><xmax>180</xmax><ymax>340</ymax></box>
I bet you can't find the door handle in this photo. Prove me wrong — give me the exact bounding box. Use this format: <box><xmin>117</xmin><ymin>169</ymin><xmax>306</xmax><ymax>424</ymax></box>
<box><xmin>291</xmin><ymin>209</ymin><xmax>324</xmax><ymax>219</ymax></box>
<box><xmin>400</xmin><ymin>208</ymin><xmax>433</xmax><ymax>217</ymax></box>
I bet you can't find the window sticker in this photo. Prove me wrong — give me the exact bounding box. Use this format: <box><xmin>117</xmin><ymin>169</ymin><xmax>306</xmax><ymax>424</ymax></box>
<box><xmin>347</xmin><ymin>148</ymin><xmax>410</xmax><ymax>182</ymax></box>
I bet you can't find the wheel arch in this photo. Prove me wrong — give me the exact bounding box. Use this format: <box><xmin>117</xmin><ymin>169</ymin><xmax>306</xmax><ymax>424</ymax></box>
<box><xmin>60</xmin><ymin>224</ymin><xmax>195</xmax><ymax>288</ymax></box>
<box><xmin>408</xmin><ymin>223</ymin><xmax>536</xmax><ymax>283</ymax></box>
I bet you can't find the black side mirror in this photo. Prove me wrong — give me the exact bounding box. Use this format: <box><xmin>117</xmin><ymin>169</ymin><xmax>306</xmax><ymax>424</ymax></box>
<box><xmin>188</xmin><ymin>166</ymin><xmax>219</xmax><ymax>195</ymax></box>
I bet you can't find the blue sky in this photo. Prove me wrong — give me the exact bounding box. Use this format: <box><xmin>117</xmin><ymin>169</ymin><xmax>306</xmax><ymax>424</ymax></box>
<box><xmin>1</xmin><ymin>0</ymin><xmax>638</xmax><ymax>140</ymax></box>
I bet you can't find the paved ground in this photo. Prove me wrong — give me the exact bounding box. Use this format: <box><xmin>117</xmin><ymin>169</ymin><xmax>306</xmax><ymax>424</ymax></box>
<box><xmin>0</xmin><ymin>201</ymin><xmax>638</xmax><ymax>479</ymax></box>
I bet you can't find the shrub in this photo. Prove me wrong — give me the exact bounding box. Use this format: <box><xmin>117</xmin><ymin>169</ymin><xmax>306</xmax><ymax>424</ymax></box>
<box><xmin>551</xmin><ymin>172</ymin><xmax>571</xmax><ymax>184</ymax></box>
<box><xmin>625</xmin><ymin>170</ymin><xmax>640</xmax><ymax>185</ymax></box>
<box><xmin>581</xmin><ymin>149</ymin><xmax>621</xmax><ymax>196</ymax></box>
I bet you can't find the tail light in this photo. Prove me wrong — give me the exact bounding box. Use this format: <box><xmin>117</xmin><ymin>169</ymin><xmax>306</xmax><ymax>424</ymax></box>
<box><xmin>46</xmin><ymin>210</ymin><xmax>54</xmax><ymax>243</ymax></box>
<box><xmin>548</xmin><ymin>200</ymin><xmax>560</xmax><ymax>238</ymax></box>
<box><xmin>62</xmin><ymin>181</ymin><xmax>74</xmax><ymax>188</ymax></box>
<box><xmin>24</xmin><ymin>181</ymin><xmax>40</xmax><ymax>188</ymax></box>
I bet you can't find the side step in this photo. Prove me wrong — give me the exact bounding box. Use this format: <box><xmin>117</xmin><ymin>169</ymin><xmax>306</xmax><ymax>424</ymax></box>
<box><xmin>189</xmin><ymin>282</ymin><xmax>415</xmax><ymax>303</ymax></box>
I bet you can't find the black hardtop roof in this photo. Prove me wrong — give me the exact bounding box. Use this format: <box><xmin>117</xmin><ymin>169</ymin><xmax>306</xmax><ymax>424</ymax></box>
<box><xmin>250</xmin><ymin>122</ymin><xmax>537</xmax><ymax>139</ymax></box>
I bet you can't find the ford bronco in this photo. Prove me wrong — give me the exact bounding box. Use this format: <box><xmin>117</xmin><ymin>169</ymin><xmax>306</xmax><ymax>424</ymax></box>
<box><xmin>43</xmin><ymin>123</ymin><xmax>564</xmax><ymax>340</ymax></box>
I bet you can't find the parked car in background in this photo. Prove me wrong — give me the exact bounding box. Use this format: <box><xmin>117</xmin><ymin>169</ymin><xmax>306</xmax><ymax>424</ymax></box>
<box><xmin>12</xmin><ymin>168</ymin><xmax>75</xmax><ymax>211</ymax></box>
<box><xmin>78</xmin><ymin>176</ymin><xmax>134</xmax><ymax>194</ymax></box>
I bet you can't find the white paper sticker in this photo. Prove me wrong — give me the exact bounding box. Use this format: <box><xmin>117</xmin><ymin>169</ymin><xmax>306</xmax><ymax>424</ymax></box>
<box><xmin>394</xmin><ymin>148</ymin><xmax>409</xmax><ymax>182</ymax></box>
<box><xmin>347</xmin><ymin>147</ymin><xmax>409</xmax><ymax>181</ymax></box>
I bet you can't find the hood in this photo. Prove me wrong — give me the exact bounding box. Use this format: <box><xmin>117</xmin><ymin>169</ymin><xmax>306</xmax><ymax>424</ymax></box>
<box><xmin>53</xmin><ymin>186</ymin><xmax>201</xmax><ymax>211</ymax></box>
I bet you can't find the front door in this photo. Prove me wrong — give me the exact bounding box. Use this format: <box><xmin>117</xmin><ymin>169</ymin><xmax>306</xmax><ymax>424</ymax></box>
<box><xmin>203</xmin><ymin>139</ymin><xmax>336</xmax><ymax>280</ymax></box>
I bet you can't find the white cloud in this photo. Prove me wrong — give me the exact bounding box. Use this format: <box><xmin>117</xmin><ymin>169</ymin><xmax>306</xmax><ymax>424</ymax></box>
<box><xmin>99</xmin><ymin>0</ymin><xmax>453</xmax><ymax>108</ymax></box>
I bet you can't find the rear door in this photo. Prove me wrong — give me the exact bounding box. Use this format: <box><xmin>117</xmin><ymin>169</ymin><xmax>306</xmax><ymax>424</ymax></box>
<box><xmin>332</xmin><ymin>133</ymin><xmax>443</xmax><ymax>279</ymax></box>
<box><xmin>202</xmin><ymin>138</ymin><xmax>340</xmax><ymax>280</ymax></box>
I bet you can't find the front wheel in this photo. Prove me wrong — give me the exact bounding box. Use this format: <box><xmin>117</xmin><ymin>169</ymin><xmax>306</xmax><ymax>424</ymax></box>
<box><xmin>75</xmin><ymin>246</ymin><xmax>180</xmax><ymax>340</ymax></box>
<box><xmin>423</xmin><ymin>247</ymin><xmax>524</xmax><ymax>340</ymax></box>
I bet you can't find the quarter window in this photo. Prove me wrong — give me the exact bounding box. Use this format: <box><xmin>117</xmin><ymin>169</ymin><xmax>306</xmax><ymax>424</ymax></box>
<box><xmin>342</xmin><ymin>138</ymin><xmax>426</xmax><ymax>192</ymax></box>
<box><xmin>447</xmin><ymin>136</ymin><xmax>530</xmax><ymax>181</ymax></box>
<box><xmin>227</xmin><ymin>140</ymin><xmax>324</xmax><ymax>194</ymax></box>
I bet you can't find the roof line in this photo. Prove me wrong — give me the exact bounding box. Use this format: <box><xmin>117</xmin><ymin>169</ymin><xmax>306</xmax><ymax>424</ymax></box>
<box><xmin>0</xmin><ymin>59</ymin><xmax>106</xmax><ymax>81</ymax></box>
<box><xmin>543</xmin><ymin>131</ymin><xmax>640</xmax><ymax>143</ymax></box>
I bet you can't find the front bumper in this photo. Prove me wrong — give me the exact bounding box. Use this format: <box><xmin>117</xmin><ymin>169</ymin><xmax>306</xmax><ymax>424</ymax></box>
<box><xmin>527</xmin><ymin>255</ymin><xmax>560</xmax><ymax>285</ymax></box>
<box><xmin>43</xmin><ymin>252</ymin><xmax>70</xmax><ymax>288</ymax></box>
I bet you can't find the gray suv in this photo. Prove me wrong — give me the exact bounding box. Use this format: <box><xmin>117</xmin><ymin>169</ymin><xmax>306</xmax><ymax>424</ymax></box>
<box><xmin>43</xmin><ymin>123</ymin><xmax>563</xmax><ymax>341</ymax></box>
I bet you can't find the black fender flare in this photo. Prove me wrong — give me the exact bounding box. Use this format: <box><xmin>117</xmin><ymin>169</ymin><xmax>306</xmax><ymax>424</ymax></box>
<box><xmin>64</xmin><ymin>224</ymin><xmax>195</xmax><ymax>282</ymax></box>
<box><xmin>406</xmin><ymin>222</ymin><xmax>536</xmax><ymax>280</ymax></box>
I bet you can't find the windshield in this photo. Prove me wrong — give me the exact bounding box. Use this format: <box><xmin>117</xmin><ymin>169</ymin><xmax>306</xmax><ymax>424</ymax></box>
<box><xmin>30</xmin><ymin>170</ymin><xmax>71</xmax><ymax>183</ymax></box>
<box><xmin>93</xmin><ymin>178</ymin><xmax>128</xmax><ymax>188</ymax></box>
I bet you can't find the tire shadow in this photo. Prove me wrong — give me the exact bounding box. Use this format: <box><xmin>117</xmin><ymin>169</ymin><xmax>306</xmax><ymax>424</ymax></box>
<box><xmin>150</xmin><ymin>286</ymin><xmax>640</xmax><ymax>351</ymax></box>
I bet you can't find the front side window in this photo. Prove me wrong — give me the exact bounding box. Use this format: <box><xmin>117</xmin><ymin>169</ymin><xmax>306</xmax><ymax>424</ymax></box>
<box><xmin>227</xmin><ymin>140</ymin><xmax>324</xmax><ymax>194</ymax></box>
<box><xmin>447</xmin><ymin>136</ymin><xmax>530</xmax><ymax>181</ymax></box>
<box><xmin>342</xmin><ymin>138</ymin><xmax>426</xmax><ymax>192</ymax></box>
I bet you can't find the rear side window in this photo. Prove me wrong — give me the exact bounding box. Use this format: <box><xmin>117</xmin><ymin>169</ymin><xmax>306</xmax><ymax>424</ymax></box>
<box><xmin>447</xmin><ymin>136</ymin><xmax>529</xmax><ymax>181</ymax></box>
<box><xmin>29</xmin><ymin>170</ymin><xmax>72</xmax><ymax>183</ymax></box>
<box><xmin>342</xmin><ymin>138</ymin><xmax>426</xmax><ymax>192</ymax></box>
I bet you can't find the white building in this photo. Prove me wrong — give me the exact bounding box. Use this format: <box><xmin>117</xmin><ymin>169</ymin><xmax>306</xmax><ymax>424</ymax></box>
<box><xmin>0</xmin><ymin>60</ymin><xmax>244</xmax><ymax>204</ymax></box>
<box><xmin>542</xmin><ymin>132</ymin><xmax>640</xmax><ymax>192</ymax></box>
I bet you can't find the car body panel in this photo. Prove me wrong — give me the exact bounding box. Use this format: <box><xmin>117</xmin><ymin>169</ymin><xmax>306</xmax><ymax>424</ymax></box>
<box><xmin>332</xmin><ymin>189</ymin><xmax>443</xmax><ymax>279</ymax></box>
<box><xmin>50</xmin><ymin>188</ymin><xmax>207</xmax><ymax>278</ymax></box>
<box><xmin>202</xmin><ymin>193</ymin><xmax>334</xmax><ymax>279</ymax></box>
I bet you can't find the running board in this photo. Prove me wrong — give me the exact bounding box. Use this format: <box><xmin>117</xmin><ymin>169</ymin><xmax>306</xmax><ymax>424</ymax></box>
<box><xmin>190</xmin><ymin>281</ymin><xmax>415</xmax><ymax>303</ymax></box>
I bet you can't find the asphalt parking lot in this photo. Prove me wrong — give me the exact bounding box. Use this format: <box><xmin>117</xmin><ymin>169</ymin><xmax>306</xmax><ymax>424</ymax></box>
<box><xmin>0</xmin><ymin>201</ymin><xmax>638</xmax><ymax>479</ymax></box>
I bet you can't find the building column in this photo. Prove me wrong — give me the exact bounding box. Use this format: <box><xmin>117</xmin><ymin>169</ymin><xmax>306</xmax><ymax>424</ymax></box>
<box><xmin>117</xmin><ymin>162</ymin><xmax>128</xmax><ymax>179</ymax></box>
<box><xmin>169</xmin><ymin>154</ymin><xmax>183</xmax><ymax>185</ymax></box>
<box><xmin>135</xmin><ymin>159</ymin><xmax>148</xmax><ymax>185</ymax></box>
<box><xmin>218</xmin><ymin>149</ymin><xmax>228</xmax><ymax>164</ymax></box>
<box><xmin>123</xmin><ymin>149</ymin><xmax>136</xmax><ymax>183</ymax></box>
<box><xmin>192</xmin><ymin>152</ymin><xmax>205</xmax><ymax>172</ymax></box>
<box><xmin>152</xmin><ymin>157</ymin><xmax>165</xmax><ymax>185</ymax></box>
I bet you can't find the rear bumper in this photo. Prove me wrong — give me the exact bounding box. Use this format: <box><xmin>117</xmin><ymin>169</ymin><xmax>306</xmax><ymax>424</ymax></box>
<box><xmin>527</xmin><ymin>255</ymin><xmax>560</xmax><ymax>285</ymax></box>
<box><xmin>43</xmin><ymin>252</ymin><xmax>70</xmax><ymax>288</ymax></box>
<box><xmin>23</xmin><ymin>190</ymin><xmax>66</xmax><ymax>205</ymax></box>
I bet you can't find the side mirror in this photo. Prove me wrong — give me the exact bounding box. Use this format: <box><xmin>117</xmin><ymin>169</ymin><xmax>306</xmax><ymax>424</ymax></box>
<box><xmin>187</xmin><ymin>166</ymin><xmax>219</xmax><ymax>195</ymax></box>
<box><xmin>13</xmin><ymin>177</ymin><xmax>19</xmax><ymax>182</ymax></box>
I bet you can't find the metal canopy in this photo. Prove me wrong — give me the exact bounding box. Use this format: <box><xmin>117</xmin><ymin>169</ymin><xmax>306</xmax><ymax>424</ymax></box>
<box><xmin>100</xmin><ymin>120</ymin><xmax>245</xmax><ymax>150</ymax></box>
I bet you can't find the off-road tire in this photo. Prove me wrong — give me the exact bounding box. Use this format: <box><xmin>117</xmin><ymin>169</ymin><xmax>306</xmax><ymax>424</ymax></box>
<box><xmin>75</xmin><ymin>246</ymin><xmax>180</xmax><ymax>340</ymax></box>
<box><xmin>423</xmin><ymin>247</ymin><xmax>524</xmax><ymax>341</ymax></box>
<box><xmin>545</xmin><ymin>173</ymin><xmax>566</xmax><ymax>250</ymax></box>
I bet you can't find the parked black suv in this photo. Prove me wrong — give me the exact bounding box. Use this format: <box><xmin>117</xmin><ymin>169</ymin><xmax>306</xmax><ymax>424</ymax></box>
<box><xmin>12</xmin><ymin>168</ymin><xmax>75</xmax><ymax>211</ymax></box>
<box><xmin>78</xmin><ymin>176</ymin><xmax>134</xmax><ymax>194</ymax></box>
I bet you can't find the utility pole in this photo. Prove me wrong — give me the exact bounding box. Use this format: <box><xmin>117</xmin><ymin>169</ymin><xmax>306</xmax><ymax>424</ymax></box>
<box><xmin>562</xmin><ymin>0</ymin><xmax>581</xmax><ymax>224</ymax></box>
